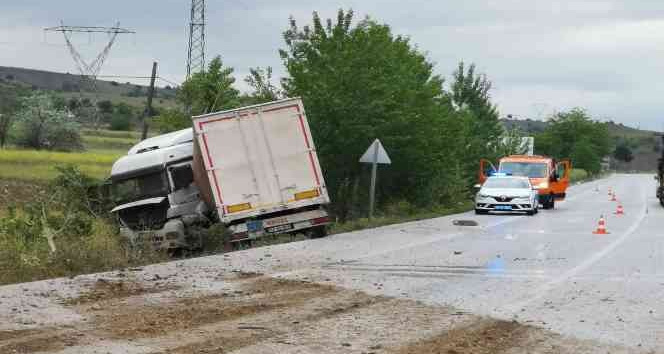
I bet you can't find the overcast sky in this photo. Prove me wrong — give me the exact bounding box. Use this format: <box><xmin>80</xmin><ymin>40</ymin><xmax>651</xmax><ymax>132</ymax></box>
<box><xmin>1</xmin><ymin>0</ymin><xmax>663</xmax><ymax>130</ymax></box>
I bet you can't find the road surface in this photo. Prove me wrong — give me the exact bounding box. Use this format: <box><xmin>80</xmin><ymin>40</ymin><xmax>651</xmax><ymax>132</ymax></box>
<box><xmin>0</xmin><ymin>174</ymin><xmax>662</xmax><ymax>353</ymax></box>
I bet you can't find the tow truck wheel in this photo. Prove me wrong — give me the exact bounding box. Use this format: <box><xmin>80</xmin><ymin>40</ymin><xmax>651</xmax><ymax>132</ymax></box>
<box><xmin>542</xmin><ymin>195</ymin><xmax>555</xmax><ymax>209</ymax></box>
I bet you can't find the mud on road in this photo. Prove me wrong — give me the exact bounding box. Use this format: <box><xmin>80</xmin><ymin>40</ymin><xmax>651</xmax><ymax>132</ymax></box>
<box><xmin>0</xmin><ymin>269</ymin><xmax>640</xmax><ymax>354</ymax></box>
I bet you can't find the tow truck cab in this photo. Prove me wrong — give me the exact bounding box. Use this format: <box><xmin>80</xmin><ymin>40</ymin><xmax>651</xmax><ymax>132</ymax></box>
<box><xmin>479</xmin><ymin>155</ymin><xmax>571</xmax><ymax>209</ymax></box>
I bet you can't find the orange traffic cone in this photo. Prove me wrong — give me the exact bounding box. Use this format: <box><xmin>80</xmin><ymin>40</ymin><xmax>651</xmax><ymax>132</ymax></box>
<box><xmin>593</xmin><ymin>215</ymin><xmax>609</xmax><ymax>234</ymax></box>
<box><xmin>610</xmin><ymin>192</ymin><xmax>617</xmax><ymax>202</ymax></box>
<box><xmin>615</xmin><ymin>204</ymin><xmax>624</xmax><ymax>215</ymax></box>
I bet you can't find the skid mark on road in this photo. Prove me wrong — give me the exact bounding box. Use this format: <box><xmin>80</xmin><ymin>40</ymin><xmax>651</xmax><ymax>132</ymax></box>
<box><xmin>497</xmin><ymin>179</ymin><xmax>648</xmax><ymax>316</ymax></box>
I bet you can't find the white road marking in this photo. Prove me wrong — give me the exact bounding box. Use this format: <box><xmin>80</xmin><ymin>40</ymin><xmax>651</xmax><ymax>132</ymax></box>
<box><xmin>497</xmin><ymin>177</ymin><xmax>647</xmax><ymax>316</ymax></box>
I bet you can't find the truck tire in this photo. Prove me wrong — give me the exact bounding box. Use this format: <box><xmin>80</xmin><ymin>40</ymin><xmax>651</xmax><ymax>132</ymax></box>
<box><xmin>542</xmin><ymin>195</ymin><xmax>555</xmax><ymax>210</ymax></box>
<box><xmin>307</xmin><ymin>226</ymin><xmax>328</xmax><ymax>239</ymax></box>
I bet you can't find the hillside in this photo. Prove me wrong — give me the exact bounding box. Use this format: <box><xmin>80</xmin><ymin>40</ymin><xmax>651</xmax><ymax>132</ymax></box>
<box><xmin>501</xmin><ymin>118</ymin><xmax>662</xmax><ymax>171</ymax></box>
<box><xmin>0</xmin><ymin>66</ymin><xmax>178</xmax><ymax>110</ymax></box>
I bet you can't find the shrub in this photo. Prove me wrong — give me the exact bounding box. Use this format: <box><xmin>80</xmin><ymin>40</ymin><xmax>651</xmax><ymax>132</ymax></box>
<box><xmin>12</xmin><ymin>93</ymin><xmax>83</xmax><ymax>151</ymax></box>
<box><xmin>110</xmin><ymin>114</ymin><xmax>131</xmax><ymax>131</ymax></box>
<box><xmin>153</xmin><ymin>109</ymin><xmax>191</xmax><ymax>133</ymax></box>
<box><xmin>569</xmin><ymin>168</ymin><xmax>589</xmax><ymax>183</ymax></box>
<box><xmin>0</xmin><ymin>166</ymin><xmax>167</xmax><ymax>285</ymax></box>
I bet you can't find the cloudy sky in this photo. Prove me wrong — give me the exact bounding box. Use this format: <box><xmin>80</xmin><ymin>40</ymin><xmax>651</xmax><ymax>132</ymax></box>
<box><xmin>1</xmin><ymin>0</ymin><xmax>663</xmax><ymax>130</ymax></box>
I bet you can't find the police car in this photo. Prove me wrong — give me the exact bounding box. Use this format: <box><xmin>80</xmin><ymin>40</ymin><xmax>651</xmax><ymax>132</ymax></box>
<box><xmin>475</xmin><ymin>174</ymin><xmax>539</xmax><ymax>215</ymax></box>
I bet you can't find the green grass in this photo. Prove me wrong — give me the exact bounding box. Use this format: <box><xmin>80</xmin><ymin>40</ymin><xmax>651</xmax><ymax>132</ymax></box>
<box><xmin>330</xmin><ymin>201</ymin><xmax>474</xmax><ymax>234</ymax></box>
<box><xmin>82</xmin><ymin>135</ymin><xmax>138</xmax><ymax>151</ymax></box>
<box><xmin>0</xmin><ymin>129</ymin><xmax>144</xmax><ymax>182</ymax></box>
<box><xmin>0</xmin><ymin>148</ymin><xmax>122</xmax><ymax>181</ymax></box>
<box><xmin>81</xmin><ymin>129</ymin><xmax>143</xmax><ymax>139</ymax></box>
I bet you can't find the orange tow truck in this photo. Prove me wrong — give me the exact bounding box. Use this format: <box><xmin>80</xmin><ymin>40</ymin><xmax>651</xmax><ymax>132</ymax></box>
<box><xmin>479</xmin><ymin>155</ymin><xmax>571</xmax><ymax>209</ymax></box>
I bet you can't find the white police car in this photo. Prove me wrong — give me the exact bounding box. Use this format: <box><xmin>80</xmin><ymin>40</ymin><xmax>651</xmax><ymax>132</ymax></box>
<box><xmin>475</xmin><ymin>175</ymin><xmax>539</xmax><ymax>215</ymax></box>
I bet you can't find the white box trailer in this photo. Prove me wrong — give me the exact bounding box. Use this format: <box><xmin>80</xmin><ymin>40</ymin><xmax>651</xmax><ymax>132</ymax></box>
<box><xmin>192</xmin><ymin>98</ymin><xmax>331</xmax><ymax>241</ymax></box>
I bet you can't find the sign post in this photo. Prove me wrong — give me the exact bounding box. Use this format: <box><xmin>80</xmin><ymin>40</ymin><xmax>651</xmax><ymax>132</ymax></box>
<box><xmin>359</xmin><ymin>139</ymin><xmax>391</xmax><ymax>220</ymax></box>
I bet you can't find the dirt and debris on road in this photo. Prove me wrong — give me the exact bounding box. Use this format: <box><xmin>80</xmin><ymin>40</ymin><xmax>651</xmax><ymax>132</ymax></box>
<box><xmin>62</xmin><ymin>277</ymin><xmax>180</xmax><ymax>305</ymax></box>
<box><xmin>0</xmin><ymin>270</ymin><xmax>643</xmax><ymax>354</ymax></box>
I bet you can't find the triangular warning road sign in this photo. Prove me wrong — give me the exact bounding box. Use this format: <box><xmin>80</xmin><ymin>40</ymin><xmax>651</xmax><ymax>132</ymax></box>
<box><xmin>359</xmin><ymin>139</ymin><xmax>391</xmax><ymax>164</ymax></box>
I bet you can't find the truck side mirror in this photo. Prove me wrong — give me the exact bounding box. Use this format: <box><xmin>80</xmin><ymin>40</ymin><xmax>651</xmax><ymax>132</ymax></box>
<box><xmin>171</xmin><ymin>165</ymin><xmax>194</xmax><ymax>191</ymax></box>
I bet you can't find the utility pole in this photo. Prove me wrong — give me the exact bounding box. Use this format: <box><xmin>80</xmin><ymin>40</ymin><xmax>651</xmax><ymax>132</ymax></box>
<box><xmin>142</xmin><ymin>61</ymin><xmax>157</xmax><ymax>140</ymax></box>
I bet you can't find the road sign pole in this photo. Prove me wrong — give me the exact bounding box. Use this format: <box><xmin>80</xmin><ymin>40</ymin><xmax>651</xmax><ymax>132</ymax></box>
<box><xmin>360</xmin><ymin>139</ymin><xmax>391</xmax><ymax>220</ymax></box>
<box><xmin>369</xmin><ymin>143</ymin><xmax>380</xmax><ymax>220</ymax></box>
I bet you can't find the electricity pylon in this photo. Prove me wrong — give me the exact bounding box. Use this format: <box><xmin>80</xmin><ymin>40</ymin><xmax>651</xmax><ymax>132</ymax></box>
<box><xmin>187</xmin><ymin>0</ymin><xmax>206</xmax><ymax>79</ymax></box>
<box><xmin>45</xmin><ymin>23</ymin><xmax>134</xmax><ymax>127</ymax></box>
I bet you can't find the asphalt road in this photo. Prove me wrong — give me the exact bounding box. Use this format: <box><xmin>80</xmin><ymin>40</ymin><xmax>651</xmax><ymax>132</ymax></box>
<box><xmin>1</xmin><ymin>173</ymin><xmax>661</xmax><ymax>353</ymax></box>
<box><xmin>351</xmin><ymin>173</ymin><xmax>664</xmax><ymax>350</ymax></box>
<box><xmin>211</xmin><ymin>173</ymin><xmax>663</xmax><ymax>351</ymax></box>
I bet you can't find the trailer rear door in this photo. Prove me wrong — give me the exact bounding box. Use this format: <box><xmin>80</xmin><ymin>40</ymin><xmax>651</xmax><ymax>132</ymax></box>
<box><xmin>193</xmin><ymin>98</ymin><xmax>329</xmax><ymax>222</ymax></box>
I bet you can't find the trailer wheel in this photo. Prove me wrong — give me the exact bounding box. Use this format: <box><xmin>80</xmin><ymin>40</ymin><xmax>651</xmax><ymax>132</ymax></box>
<box><xmin>307</xmin><ymin>226</ymin><xmax>328</xmax><ymax>239</ymax></box>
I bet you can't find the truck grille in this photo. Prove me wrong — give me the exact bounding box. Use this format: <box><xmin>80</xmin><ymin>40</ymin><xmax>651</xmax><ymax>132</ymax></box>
<box><xmin>118</xmin><ymin>201</ymin><xmax>169</xmax><ymax>231</ymax></box>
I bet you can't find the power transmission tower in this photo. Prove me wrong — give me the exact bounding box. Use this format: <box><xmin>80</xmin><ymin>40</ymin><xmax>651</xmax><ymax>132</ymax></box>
<box><xmin>187</xmin><ymin>0</ymin><xmax>206</xmax><ymax>78</ymax></box>
<box><xmin>45</xmin><ymin>22</ymin><xmax>134</xmax><ymax>127</ymax></box>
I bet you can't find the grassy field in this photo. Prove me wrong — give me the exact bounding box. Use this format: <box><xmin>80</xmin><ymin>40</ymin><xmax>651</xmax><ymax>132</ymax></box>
<box><xmin>0</xmin><ymin>129</ymin><xmax>136</xmax><ymax>183</ymax></box>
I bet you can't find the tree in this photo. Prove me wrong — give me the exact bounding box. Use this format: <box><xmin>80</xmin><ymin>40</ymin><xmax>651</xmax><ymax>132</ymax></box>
<box><xmin>97</xmin><ymin>100</ymin><xmax>113</xmax><ymax>114</ymax></box>
<box><xmin>110</xmin><ymin>103</ymin><xmax>134</xmax><ymax>131</ymax></box>
<box><xmin>178</xmin><ymin>56</ymin><xmax>239</xmax><ymax>115</ymax></box>
<box><xmin>613</xmin><ymin>143</ymin><xmax>634</xmax><ymax>163</ymax></box>
<box><xmin>535</xmin><ymin>108</ymin><xmax>610</xmax><ymax>174</ymax></box>
<box><xmin>12</xmin><ymin>93</ymin><xmax>83</xmax><ymax>151</ymax></box>
<box><xmin>449</xmin><ymin>62</ymin><xmax>503</xmax><ymax>161</ymax></box>
<box><xmin>280</xmin><ymin>9</ymin><xmax>462</xmax><ymax>217</ymax></box>
<box><xmin>153</xmin><ymin>109</ymin><xmax>191</xmax><ymax>133</ymax></box>
<box><xmin>243</xmin><ymin>66</ymin><xmax>283</xmax><ymax>104</ymax></box>
<box><xmin>0</xmin><ymin>84</ymin><xmax>28</xmax><ymax>148</ymax></box>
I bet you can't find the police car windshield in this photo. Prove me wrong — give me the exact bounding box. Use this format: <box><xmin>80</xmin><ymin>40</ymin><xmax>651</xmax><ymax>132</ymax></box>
<box><xmin>500</xmin><ymin>162</ymin><xmax>547</xmax><ymax>178</ymax></box>
<box><xmin>484</xmin><ymin>178</ymin><xmax>530</xmax><ymax>189</ymax></box>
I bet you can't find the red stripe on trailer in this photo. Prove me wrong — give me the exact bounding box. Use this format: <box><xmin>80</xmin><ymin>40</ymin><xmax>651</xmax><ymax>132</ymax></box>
<box><xmin>294</xmin><ymin>105</ymin><xmax>321</xmax><ymax>187</ymax></box>
<box><xmin>211</xmin><ymin>169</ymin><xmax>225</xmax><ymax>212</ymax></box>
<box><xmin>201</xmin><ymin>133</ymin><xmax>214</xmax><ymax>168</ymax></box>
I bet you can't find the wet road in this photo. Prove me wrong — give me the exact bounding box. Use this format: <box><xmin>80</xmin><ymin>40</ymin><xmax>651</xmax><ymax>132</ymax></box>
<box><xmin>210</xmin><ymin>173</ymin><xmax>659</xmax><ymax>351</ymax></box>
<box><xmin>2</xmin><ymin>174</ymin><xmax>659</xmax><ymax>353</ymax></box>
<box><xmin>313</xmin><ymin>174</ymin><xmax>664</xmax><ymax>350</ymax></box>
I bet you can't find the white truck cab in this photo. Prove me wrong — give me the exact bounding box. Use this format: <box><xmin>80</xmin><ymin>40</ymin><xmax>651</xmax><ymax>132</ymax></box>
<box><xmin>110</xmin><ymin>128</ymin><xmax>209</xmax><ymax>249</ymax></box>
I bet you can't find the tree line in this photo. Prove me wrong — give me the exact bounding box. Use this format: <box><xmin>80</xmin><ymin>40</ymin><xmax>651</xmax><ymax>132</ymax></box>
<box><xmin>0</xmin><ymin>9</ymin><xmax>616</xmax><ymax>218</ymax></box>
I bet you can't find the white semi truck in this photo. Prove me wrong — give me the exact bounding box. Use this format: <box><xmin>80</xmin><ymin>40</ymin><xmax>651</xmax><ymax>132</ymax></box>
<box><xmin>110</xmin><ymin>98</ymin><xmax>331</xmax><ymax>249</ymax></box>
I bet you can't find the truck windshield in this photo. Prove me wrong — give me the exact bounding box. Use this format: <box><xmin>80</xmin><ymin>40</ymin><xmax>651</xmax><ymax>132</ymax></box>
<box><xmin>500</xmin><ymin>162</ymin><xmax>547</xmax><ymax>178</ymax></box>
<box><xmin>112</xmin><ymin>172</ymin><xmax>169</xmax><ymax>205</ymax></box>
